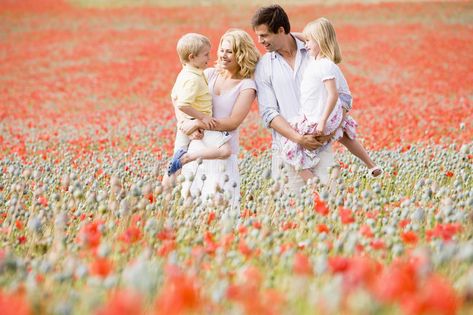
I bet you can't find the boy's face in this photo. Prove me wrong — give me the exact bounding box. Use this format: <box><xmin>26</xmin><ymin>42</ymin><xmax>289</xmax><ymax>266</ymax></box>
<box><xmin>189</xmin><ymin>45</ymin><xmax>210</xmax><ymax>69</ymax></box>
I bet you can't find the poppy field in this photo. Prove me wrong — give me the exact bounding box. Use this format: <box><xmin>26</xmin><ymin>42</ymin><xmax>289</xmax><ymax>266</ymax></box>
<box><xmin>1</xmin><ymin>0</ymin><xmax>472</xmax><ymax>314</ymax></box>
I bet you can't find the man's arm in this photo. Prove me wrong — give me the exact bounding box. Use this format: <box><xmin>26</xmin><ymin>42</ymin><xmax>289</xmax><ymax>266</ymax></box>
<box><xmin>255</xmin><ymin>60</ymin><xmax>325</xmax><ymax>150</ymax></box>
<box><xmin>255</xmin><ymin>61</ymin><xmax>280</xmax><ymax>129</ymax></box>
<box><xmin>269</xmin><ymin>116</ymin><xmax>325</xmax><ymax>150</ymax></box>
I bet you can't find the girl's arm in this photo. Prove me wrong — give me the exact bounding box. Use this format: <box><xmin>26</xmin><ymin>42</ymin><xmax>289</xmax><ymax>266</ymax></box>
<box><xmin>211</xmin><ymin>89</ymin><xmax>256</xmax><ymax>131</ymax></box>
<box><xmin>292</xmin><ymin>32</ymin><xmax>306</xmax><ymax>42</ymax></box>
<box><xmin>316</xmin><ymin>79</ymin><xmax>339</xmax><ymax>134</ymax></box>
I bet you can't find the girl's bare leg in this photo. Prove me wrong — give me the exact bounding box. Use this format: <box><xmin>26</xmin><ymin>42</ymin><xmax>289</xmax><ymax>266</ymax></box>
<box><xmin>339</xmin><ymin>134</ymin><xmax>381</xmax><ymax>176</ymax></box>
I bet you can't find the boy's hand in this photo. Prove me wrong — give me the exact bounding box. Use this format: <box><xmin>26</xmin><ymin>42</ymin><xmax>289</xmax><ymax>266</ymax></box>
<box><xmin>201</xmin><ymin>116</ymin><xmax>217</xmax><ymax>129</ymax></box>
<box><xmin>180</xmin><ymin>119</ymin><xmax>204</xmax><ymax>135</ymax></box>
<box><xmin>189</xmin><ymin>129</ymin><xmax>204</xmax><ymax>140</ymax></box>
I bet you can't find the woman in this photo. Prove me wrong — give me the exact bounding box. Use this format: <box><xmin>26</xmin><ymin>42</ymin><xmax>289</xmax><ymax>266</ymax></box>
<box><xmin>180</xmin><ymin>29</ymin><xmax>259</xmax><ymax>210</ymax></box>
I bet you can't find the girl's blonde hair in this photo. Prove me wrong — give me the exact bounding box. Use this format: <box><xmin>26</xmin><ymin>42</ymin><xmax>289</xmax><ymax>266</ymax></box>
<box><xmin>303</xmin><ymin>18</ymin><xmax>342</xmax><ymax>64</ymax></box>
<box><xmin>217</xmin><ymin>29</ymin><xmax>260</xmax><ymax>79</ymax></box>
<box><xmin>176</xmin><ymin>33</ymin><xmax>211</xmax><ymax>64</ymax></box>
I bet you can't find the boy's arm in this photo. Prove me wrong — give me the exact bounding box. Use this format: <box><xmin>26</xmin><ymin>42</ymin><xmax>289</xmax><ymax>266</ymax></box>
<box><xmin>177</xmin><ymin>106</ymin><xmax>216</xmax><ymax>129</ymax></box>
<box><xmin>177</xmin><ymin>105</ymin><xmax>208</xmax><ymax>121</ymax></box>
<box><xmin>174</xmin><ymin>78</ymin><xmax>216</xmax><ymax>128</ymax></box>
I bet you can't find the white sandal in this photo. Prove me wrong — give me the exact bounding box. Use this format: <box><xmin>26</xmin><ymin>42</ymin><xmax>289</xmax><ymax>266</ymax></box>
<box><xmin>368</xmin><ymin>166</ymin><xmax>383</xmax><ymax>178</ymax></box>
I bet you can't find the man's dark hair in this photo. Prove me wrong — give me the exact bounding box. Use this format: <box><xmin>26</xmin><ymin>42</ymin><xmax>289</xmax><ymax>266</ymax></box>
<box><xmin>251</xmin><ymin>5</ymin><xmax>290</xmax><ymax>34</ymax></box>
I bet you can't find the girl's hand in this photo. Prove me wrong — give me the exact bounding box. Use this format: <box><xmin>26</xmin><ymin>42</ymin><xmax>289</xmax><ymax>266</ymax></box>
<box><xmin>315</xmin><ymin>120</ymin><xmax>326</xmax><ymax>135</ymax></box>
<box><xmin>291</xmin><ymin>32</ymin><xmax>307</xmax><ymax>42</ymax></box>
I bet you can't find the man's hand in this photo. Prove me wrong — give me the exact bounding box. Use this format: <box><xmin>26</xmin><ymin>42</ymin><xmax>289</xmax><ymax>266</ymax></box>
<box><xmin>297</xmin><ymin>134</ymin><xmax>324</xmax><ymax>150</ymax></box>
<box><xmin>314</xmin><ymin>133</ymin><xmax>333</xmax><ymax>144</ymax></box>
<box><xmin>298</xmin><ymin>129</ymin><xmax>336</xmax><ymax>151</ymax></box>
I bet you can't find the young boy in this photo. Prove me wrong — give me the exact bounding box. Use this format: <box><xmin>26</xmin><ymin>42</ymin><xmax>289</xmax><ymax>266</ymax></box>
<box><xmin>168</xmin><ymin>33</ymin><xmax>231</xmax><ymax>176</ymax></box>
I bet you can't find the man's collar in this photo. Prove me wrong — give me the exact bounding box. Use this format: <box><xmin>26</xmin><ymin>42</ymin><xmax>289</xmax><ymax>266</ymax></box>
<box><xmin>271</xmin><ymin>34</ymin><xmax>306</xmax><ymax>59</ymax></box>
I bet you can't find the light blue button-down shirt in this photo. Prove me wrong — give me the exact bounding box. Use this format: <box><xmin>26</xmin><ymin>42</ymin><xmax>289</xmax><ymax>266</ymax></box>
<box><xmin>255</xmin><ymin>36</ymin><xmax>310</xmax><ymax>151</ymax></box>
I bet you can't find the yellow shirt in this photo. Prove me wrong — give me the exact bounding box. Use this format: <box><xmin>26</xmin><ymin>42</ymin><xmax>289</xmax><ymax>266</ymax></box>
<box><xmin>171</xmin><ymin>65</ymin><xmax>212</xmax><ymax>121</ymax></box>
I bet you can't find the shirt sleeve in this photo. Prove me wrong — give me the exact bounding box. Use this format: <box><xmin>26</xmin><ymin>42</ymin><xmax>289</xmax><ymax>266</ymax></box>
<box><xmin>240</xmin><ymin>79</ymin><xmax>257</xmax><ymax>92</ymax></box>
<box><xmin>320</xmin><ymin>60</ymin><xmax>336</xmax><ymax>82</ymax></box>
<box><xmin>204</xmin><ymin>67</ymin><xmax>216</xmax><ymax>82</ymax></box>
<box><xmin>175</xmin><ymin>78</ymin><xmax>199</xmax><ymax>109</ymax></box>
<box><xmin>255</xmin><ymin>60</ymin><xmax>280</xmax><ymax>128</ymax></box>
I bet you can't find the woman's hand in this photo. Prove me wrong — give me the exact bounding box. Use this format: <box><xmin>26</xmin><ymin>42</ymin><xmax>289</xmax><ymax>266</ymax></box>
<box><xmin>201</xmin><ymin>116</ymin><xmax>217</xmax><ymax>129</ymax></box>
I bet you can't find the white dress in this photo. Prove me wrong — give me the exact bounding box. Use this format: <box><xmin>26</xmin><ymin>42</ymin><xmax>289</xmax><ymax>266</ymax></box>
<box><xmin>281</xmin><ymin>57</ymin><xmax>357</xmax><ymax>170</ymax></box>
<box><xmin>181</xmin><ymin>68</ymin><xmax>256</xmax><ymax>210</ymax></box>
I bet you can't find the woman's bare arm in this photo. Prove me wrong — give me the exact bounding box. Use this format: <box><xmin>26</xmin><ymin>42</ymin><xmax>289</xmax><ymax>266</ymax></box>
<box><xmin>211</xmin><ymin>89</ymin><xmax>256</xmax><ymax>131</ymax></box>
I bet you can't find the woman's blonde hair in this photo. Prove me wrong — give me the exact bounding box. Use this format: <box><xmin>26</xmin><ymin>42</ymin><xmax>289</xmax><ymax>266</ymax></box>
<box><xmin>217</xmin><ymin>29</ymin><xmax>260</xmax><ymax>79</ymax></box>
<box><xmin>303</xmin><ymin>18</ymin><xmax>342</xmax><ymax>64</ymax></box>
<box><xmin>176</xmin><ymin>33</ymin><xmax>211</xmax><ymax>64</ymax></box>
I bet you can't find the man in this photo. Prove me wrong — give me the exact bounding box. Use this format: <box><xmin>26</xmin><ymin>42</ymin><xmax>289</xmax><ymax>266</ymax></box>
<box><xmin>252</xmin><ymin>5</ymin><xmax>336</xmax><ymax>194</ymax></box>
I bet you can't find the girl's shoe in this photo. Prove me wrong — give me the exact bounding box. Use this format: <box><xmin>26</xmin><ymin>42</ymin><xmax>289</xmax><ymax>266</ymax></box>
<box><xmin>368</xmin><ymin>166</ymin><xmax>383</xmax><ymax>178</ymax></box>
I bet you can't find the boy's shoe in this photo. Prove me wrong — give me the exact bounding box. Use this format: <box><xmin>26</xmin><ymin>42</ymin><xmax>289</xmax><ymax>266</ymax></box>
<box><xmin>168</xmin><ymin>148</ymin><xmax>187</xmax><ymax>176</ymax></box>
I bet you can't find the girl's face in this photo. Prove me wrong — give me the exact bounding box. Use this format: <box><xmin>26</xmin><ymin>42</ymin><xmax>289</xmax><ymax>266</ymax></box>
<box><xmin>189</xmin><ymin>45</ymin><xmax>210</xmax><ymax>69</ymax></box>
<box><xmin>305</xmin><ymin>37</ymin><xmax>320</xmax><ymax>58</ymax></box>
<box><xmin>218</xmin><ymin>39</ymin><xmax>238</xmax><ymax>73</ymax></box>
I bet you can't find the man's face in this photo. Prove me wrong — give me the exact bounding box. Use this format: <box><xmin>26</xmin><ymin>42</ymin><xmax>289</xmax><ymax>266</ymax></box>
<box><xmin>254</xmin><ymin>24</ymin><xmax>284</xmax><ymax>52</ymax></box>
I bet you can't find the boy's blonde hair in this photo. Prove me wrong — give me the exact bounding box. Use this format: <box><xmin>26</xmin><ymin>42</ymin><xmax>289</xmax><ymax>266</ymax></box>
<box><xmin>217</xmin><ymin>29</ymin><xmax>260</xmax><ymax>79</ymax></box>
<box><xmin>176</xmin><ymin>33</ymin><xmax>211</xmax><ymax>64</ymax></box>
<box><xmin>303</xmin><ymin>18</ymin><xmax>342</xmax><ymax>64</ymax></box>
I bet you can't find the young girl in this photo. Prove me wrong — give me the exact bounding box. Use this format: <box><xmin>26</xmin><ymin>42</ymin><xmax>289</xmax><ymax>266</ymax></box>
<box><xmin>282</xmin><ymin>18</ymin><xmax>381</xmax><ymax>181</ymax></box>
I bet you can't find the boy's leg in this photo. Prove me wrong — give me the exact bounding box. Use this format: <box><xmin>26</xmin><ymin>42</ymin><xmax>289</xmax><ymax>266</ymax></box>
<box><xmin>181</xmin><ymin>142</ymin><xmax>231</xmax><ymax>165</ymax></box>
<box><xmin>179</xmin><ymin>130</ymin><xmax>232</xmax><ymax>165</ymax></box>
